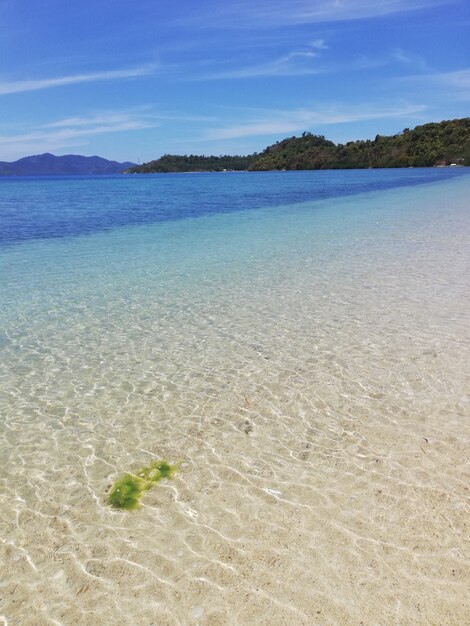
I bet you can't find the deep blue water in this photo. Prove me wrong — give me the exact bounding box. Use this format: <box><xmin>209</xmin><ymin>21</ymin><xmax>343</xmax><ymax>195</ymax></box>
<box><xmin>0</xmin><ymin>168</ymin><xmax>468</xmax><ymax>245</ymax></box>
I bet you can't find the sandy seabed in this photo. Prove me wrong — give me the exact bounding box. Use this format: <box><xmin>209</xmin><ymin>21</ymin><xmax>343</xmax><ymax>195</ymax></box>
<box><xmin>1</xmin><ymin>177</ymin><xmax>469</xmax><ymax>625</ymax></box>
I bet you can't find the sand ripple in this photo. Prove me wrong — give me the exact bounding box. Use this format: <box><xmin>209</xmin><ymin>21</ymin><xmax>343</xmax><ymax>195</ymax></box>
<box><xmin>1</xmin><ymin>179</ymin><xmax>470</xmax><ymax>624</ymax></box>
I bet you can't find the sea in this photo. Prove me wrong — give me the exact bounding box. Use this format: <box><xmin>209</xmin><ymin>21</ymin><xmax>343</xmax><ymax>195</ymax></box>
<box><xmin>1</xmin><ymin>168</ymin><xmax>469</xmax><ymax>625</ymax></box>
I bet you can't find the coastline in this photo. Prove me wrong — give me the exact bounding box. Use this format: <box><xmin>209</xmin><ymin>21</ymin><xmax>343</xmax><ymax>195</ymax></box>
<box><xmin>121</xmin><ymin>164</ymin><xmax>468</xmax><ymax>174</ymax></box>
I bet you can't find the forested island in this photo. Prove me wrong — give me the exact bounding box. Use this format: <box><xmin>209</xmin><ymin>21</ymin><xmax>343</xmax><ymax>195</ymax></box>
<box><xmin>125</xmin><ymin>154</ymin><xmax>256</xmax><ymax>173</ymax></box>
<box><xmin>124</xmin><ymin>118</ymin><xmax>469</xmax><ymax>173</ymax></box>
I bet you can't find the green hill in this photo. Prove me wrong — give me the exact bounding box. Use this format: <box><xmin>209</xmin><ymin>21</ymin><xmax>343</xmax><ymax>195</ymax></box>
<box><xmin>250</xmin><ymin>118</ymin><xmax>470</xmax><ymax>170</ymax></box>
<box><xmin>124</xmin><ymin>118</ymin><xmax>470</xmax><ymax>174</ymax></box>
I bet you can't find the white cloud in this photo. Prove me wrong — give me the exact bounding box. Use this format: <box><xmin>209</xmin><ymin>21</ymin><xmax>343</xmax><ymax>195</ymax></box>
<box><xmin>193</xmin><ymin>49</ymin><xmax>399</xmax><ymax>81</ymax></box>
<box><xmin>311</xmin><ymin>39</ymin><xmax>328</xmax><ymax>50</ymax></box>
<box><xmin>394</xmin><ymin>68</ymin><xmax>470</xmax><ymax>105</ymax></box>
<box><xmin>0</xmin><ymin>107</ymin><xmax>217</xmax><ymax>160</ymax></box>
<box><xmin>43</xmin><ymin>109</ymin><xmax>216</xmax><ymax>128</ymax></box>
<box><xmin>391</xmin><ymin>48</ymin><xmax>428</xmax><ymax>70</ymax></box>
<box><xmin>205</xmin><ymin>103</ymin><xmax>427</xmax><ymax>140</ymax></box>
<box><xmin>202</xmin><ymin>47</ymin><xmax>321</xmax><ymax>79</ymax></box>
<box><xmin>0</xmin><ymin>65</ymin><xmax>154</xmax><ymax>96</ymax></box>
<box><xmin>186</xmin><ymin>0</ymin><xmax>449</xmax><ymax>29</ymax></box>
<box><xmin>409</xmin><ymin>68</ymin><xmax>470</xmax><ymax>100</ymax></box>
<box><xmin>0</xmin><ymin>109</ymin><xmax>159</xmax><ymax>160</ymax></box>
<box><xmin>437</xmin><ymin>68</ymin><xmax>470</xmax><ymax>89</ymax></box>
<box><xmin>43</xmin><ymin>112</ymin><xmax>147</xmax><ymax>129</ymax></box>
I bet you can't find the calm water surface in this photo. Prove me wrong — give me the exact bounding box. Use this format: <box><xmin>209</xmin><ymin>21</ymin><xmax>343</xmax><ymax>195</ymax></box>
<box><xmin>1</xmin><ymin>168</ymin><xmax>467</xmax><ymax>244</ymax></box>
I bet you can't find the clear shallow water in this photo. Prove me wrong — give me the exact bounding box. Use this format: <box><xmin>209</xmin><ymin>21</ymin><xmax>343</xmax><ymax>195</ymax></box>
<box><xmin>1</xmin><ymin>170</ymin><xmax>470</xmax><ymax>625</ymax></box>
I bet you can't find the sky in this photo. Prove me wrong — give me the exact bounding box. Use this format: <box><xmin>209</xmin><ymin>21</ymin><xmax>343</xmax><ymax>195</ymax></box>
<box><xmin>0</xmin><ymin>0</ymin><xmax>469</xmax><ymax>162</ymax></box>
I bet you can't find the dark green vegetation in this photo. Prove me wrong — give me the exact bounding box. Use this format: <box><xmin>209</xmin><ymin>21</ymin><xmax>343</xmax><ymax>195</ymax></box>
<box><xmin>125</xmin><ymin>153</ymin><xmax>256</xmax><ymax>173</ymax></box>
<box><xmin>125</xmin><ymin>118</ymin><xmax>469</xmax><ymax>173</ymax></box>
<box><xmin>251</xmin><ymin>118</ymin><xmax>470</xmax><ymax>170</ymax></box>
<box><xmin>108</xmin><ymin>460</ymin><xmax>177</xmax><ymax>510</ymax></box>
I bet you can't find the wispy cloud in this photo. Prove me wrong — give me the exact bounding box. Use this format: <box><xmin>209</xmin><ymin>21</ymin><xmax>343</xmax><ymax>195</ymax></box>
<box><xmin>0</xmin><ymin>109</ymin><xmax>160</xmax><ymax>159</ymax></box>
<box><xmin>183</xmin><ymin>0</ymin><xmax>450</xmax><ymax>29</ymax></box>
<box><xmin>43</xmin><ymin>110</ymin><xmax>216</xmax><ymax>128</ymax></box>
<box><xmin>0</xmin><ymin>65</ymin><xmax>155</xmax><ymax>96</ymax></box>
<box><xmin>192</xmin><ymin>47</ymin><xmax>400</xmax><ymax>81</ymax></box>
<box><xmin>0</xmin><ymin>106</ymin><xmax>217</xmax><ymax>160</ymax></box>
<box><xmin>42</xmin><ymin>111</ymin><xmax>152</xmax><ymax>129</ymax></box>
<box><xmin>402</xmin><ymin>67</ymin><xmax>470</xmax><ymax>100</ymax></box>
<box><xmin>311</xmin><ymin>38</ymin><xmax>329</xmax><ymax>50</ymax></box>
<box><xmin>391</xmin><ymin>48</ymin><xmax>428</xmax><ymax>71</ymax></box>
<box><xmin>201</xmin><ymin>46</ymin><xmax>321</xmax><ymax>79</ymax></box>
<box><xmin>205</xmin><ymin>103</ymin><xmax>427</xmax><ymax>140</ymax></box>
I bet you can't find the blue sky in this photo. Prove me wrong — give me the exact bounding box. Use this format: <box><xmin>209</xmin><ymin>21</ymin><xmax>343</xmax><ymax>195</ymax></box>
<box><xmin>0</xmin><ymin>0</ymin><xmax>469</xmax><ymax>162</ymax></box>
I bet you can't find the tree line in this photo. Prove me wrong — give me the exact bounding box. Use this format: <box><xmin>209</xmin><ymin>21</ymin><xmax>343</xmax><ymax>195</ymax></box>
<box><xmin>124</xmin><ymin>118</ymin><xmax>470</xmax><ymax>173</ymax></box>
<box><xmin>125</xmin><ymin>153</ymin><xmax>256</xmax><ymax>173</ymax></box>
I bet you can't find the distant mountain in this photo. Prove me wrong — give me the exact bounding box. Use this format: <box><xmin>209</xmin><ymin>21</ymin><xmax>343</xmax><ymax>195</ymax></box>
<box><xmin>0</xmin><ymin>153</ymin><xmax>135</xmax><ymax>176</ymax></box>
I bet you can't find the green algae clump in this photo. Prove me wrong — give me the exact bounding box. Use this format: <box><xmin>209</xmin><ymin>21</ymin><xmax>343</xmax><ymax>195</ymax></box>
<box><xmin>108</xmin><ymin>460</ymin><xmax>177</xmax><ymax>511</ymax></box>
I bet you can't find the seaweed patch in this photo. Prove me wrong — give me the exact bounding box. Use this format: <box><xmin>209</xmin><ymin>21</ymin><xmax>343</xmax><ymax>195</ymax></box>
<box><xmin>108</xmin><ymin>460</ymin><xmax>177</xmax><ymax>510</ymax></box>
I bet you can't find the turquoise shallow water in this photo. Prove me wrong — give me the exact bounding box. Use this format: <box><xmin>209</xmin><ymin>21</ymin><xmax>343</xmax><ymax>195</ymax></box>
<box><xmin>1</xmin><ymin>170</ymin><xmax>470</xmax><ymax>625</ymax></box>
